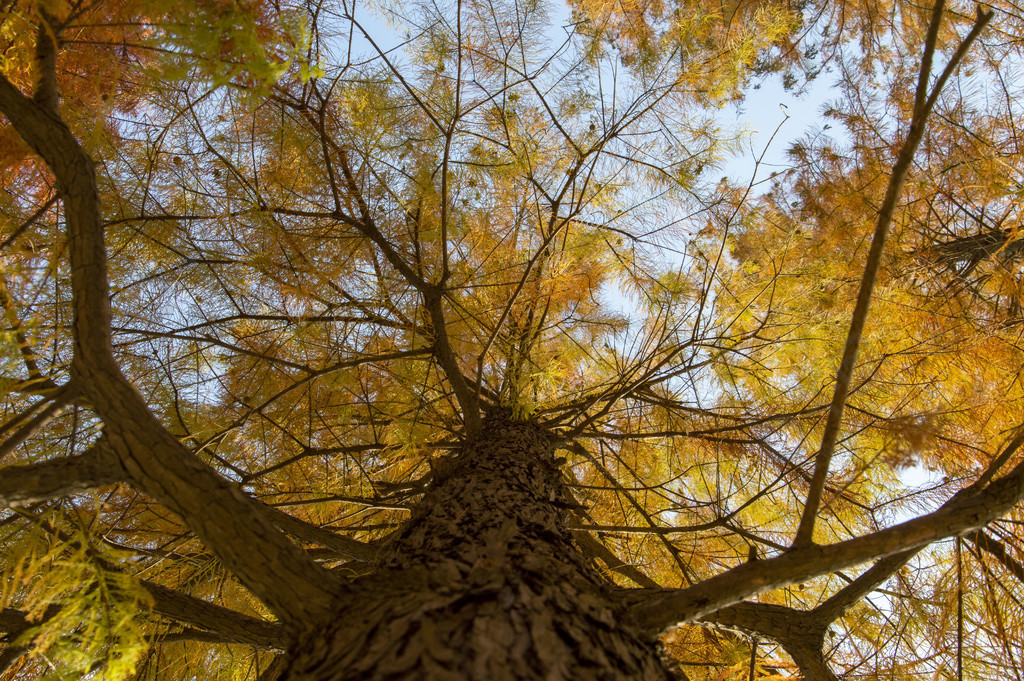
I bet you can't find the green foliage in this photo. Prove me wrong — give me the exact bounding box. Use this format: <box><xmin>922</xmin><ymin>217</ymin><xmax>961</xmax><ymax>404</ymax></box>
<box><xmin>2</xmin><ymin>510</ymin><xmax>154</xmax><ymax>680</ymax></box>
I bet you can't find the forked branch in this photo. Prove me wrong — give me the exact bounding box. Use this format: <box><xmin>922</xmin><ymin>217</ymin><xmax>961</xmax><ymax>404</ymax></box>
<box><xmin>0</xmin><ymin>38</ymin><xmax>347</xmax><ymax>627</ymax></box>
<box><xmin>628</xmin><ymin>449</ymin><xmax>1024</xmax><ymax>633</ymax></box>
<box><xmin>794</xmin><ymin>2</ymin><xmax>994</xmax><ymax>548</ymax></box>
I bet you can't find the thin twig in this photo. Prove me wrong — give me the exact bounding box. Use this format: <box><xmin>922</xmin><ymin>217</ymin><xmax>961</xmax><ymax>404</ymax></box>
<box><xmin>0</xmin><ymin>383</ymin><xmax>79</xmax><ymax>463</ymax></box>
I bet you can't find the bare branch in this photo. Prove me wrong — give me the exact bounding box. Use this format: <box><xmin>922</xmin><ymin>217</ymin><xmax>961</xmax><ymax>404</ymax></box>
<box><xmin>794</xmin><ymin>4</ymin><xmax>994</xmax><ymax>547</ymax></box>
<box><xmin>31</xmin><ymin>13</ymin><xmax>59</xmax><ymax>114</ymax></box>
<box><xmin>0</xmin><ymin>436</ymin><xmax>121</xmax><ymax>507</ymax></box>
<box><xmin>0</xmin><ymin>384</ymin><xmax>79</xmax><ymax>464</ymax></box>
<box><xmin>966</xmin><ymin>530</ymin><xmax>1024</xmax><ymax>584</ymax></box>
<box><xmin>142</xmin><ymin>582</ymin><xmax>286</xmax><ymax>651</ymax></box>
<box><xmin>628</xmin><ymin>450</ymin><xmax>1024</xmax><ymax>633</ymax></box>
<box><xmin>0</xmin><ymin>70</ymin><xmax>348</xmax><ymax>627</ymax></box>
<box><xmin>260</xmin><ymin>504</ymin><xmax>379</xmax><ymax>564</ymax></box>
<box><xmin>574</xmin><ymin>531</ymin><xmax>660</xmax><ymax>589</ymax></box>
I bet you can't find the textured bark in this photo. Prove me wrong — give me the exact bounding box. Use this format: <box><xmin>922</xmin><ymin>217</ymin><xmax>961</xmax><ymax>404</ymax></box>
<box><xmin>261</xmin><ymin>503</ymin><xmax>378</xmax><ymax>564</ymax></box>
<box><xmin>0</xmin><ymin>589</ymin><xmax>284</xmax><ymax>653</ymax></box>
<box><xmin>628</xmin><ymin>452</ymin><xmax>1024</xmax><ymax>633</ymax></box>
<box><xmin>0</xmin><ymin>605</ymin><xmax>60</xmax><ymax>676</ymax></box>
<box><xmin>698</xmin><ymin>603</ymin><xmax>837</xmax><ymax>681</ymax></box>
<box><xmin>966</xmin><ymin>530</ymin><xmax>1024</xmax><ymax>583</ymax></box>
<box><xmin>0</xmin><ymin>437</ymin><xmax>120</xmax><ymax>507</ymax></box>
<box><xmin>281</xmin><ymin>416</ymin><xmax>671</xmax><ymax>680</ymax></box>
<box><xmin>142</xmin><ymin>582</ymin><xmax>285</xmax><ymax>650</ymax></box>
<box><xmin>0</xmin><ymin>67</ymin><xmax>346</xmax><ymax>628</ymax></box>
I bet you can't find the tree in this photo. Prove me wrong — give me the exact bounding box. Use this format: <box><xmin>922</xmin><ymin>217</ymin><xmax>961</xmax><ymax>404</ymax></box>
<box><xmin>1</xmin><ymin>0</ymin><xmax>1023</xmax><ymax>678</ymax></box>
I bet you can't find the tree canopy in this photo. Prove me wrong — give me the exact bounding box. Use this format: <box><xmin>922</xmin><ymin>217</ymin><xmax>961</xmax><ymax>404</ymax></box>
<box><xmin>2</xmin><ymin>0</ymin><xmax>1024</xmax><ymax>679</ymax></box>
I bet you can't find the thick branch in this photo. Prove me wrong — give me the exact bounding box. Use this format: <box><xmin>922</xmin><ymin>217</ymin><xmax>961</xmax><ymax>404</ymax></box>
<box><xmin>333</xmin><ymin>147</ymin><xmax>481</xmax><ymax>435</ymax></box>
<box><xmin>257</xmin><ymin>654</ymin><xmax>289</xmax><ymax>681</ymax></box>
<box><xmin>142</xmin><ymin>582</ymin><xmax>286</xmax><ymax>651</ymax></box>
<box><xmin>0</xmin><ymin>604</ymin><xmax>61</xmax><ymax>676</ymax></box>
<box><xmin>423</xmin><ymin>287</ymin><xmax>482</xmax><ymax>436</ymax></box>
<box><xmin>0</xmin><ymin>436</ymin><xmax>121</xmax><ymax>506</ymax></box>
<box><xmin>1</xmin><ymin>516</ymin><xmax>284</xmax><ymax>651</ymax></box>
<box><xmin>627</xmin><ymin>453</ymin><xmax>1024</xmax><ymax>633</ymax></box>
<box><xmin>0</xmin><ymin>606</ymin><xmax>52</xmax><ymax>637</ymax></box>
<box><xmin>260</xmin><ymin>504</ymin><xmax>378</xmax><ymax>564</ymax></box>
<box><xmin>0</xmin><ymin>276</ymin><xmax>53</xmax><ymax>390</ymax></box>
<box><xmin>966</xmin><ymin>530</ymin><xmax>1024</xmax><ymax>584</ymax></box>
<box><xmin>813</xmin><ymin>548</ymin><xmax>919</xmax><ymax>623</ymax></box>
<box><xmin>0</xmin><ymin>585</ymin><xmax>284</xmax><ymax>665</ymax></box>
<box><xmin>697</xmin><ymin>602</ymin><xmax>838</xmax><ymax>681</ymax></box>
<box><xmin>0</xmin><ymin>74</ymin><xmax>346</xmax><ymax>626</ymax></box>
<box><xmin>794</xmin><ymin>3</ymin><xmax>994</xmax><ymax>547</ymax></box>
<box><xmin>31</xmin><ymin>14</ymin><xmax>59</xmax><ymax>114</ymax></box>
<box><xmin>0</xmin><ymin>440</ymin><xmax>377</xmax><ymax>564</ymax></box>
<box><xmin>689</xmin><ymin>550</ymin><xmax>919</xmax><ymax>680</ymax></box>
<box><xmin>700</xmin><ymin>550</ymin><xmax>917</xmax><ymax>679</ymax></box>
<box><xmin>631</xmin><ymin>551</ymin><xmax>919</xmax><ymax>680</ymax></box>
<box><xmin>574</xmin><ymin>531</ymin><xmax>660</xmax><ymax>588</ymax></box>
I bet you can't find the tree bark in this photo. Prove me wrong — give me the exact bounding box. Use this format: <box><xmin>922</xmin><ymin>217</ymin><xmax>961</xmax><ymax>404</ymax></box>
<box><xmin>281</xmin><ymin>415</ymin><xmax>672</xmax><ymax>680</ymax></box>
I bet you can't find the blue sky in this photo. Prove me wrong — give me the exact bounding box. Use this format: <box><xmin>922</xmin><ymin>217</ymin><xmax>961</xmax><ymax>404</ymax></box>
<box><xmin>719</xmin><ymin>71</ymin><xmax>839</xmax><ymax>189</ymax></box>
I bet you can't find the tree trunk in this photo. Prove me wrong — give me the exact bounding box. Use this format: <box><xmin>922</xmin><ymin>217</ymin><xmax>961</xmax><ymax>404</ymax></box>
<box><xmin>283</xmin><ymin>416</ymin><xmax>673</xmax><ymax>680</ymax></box>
